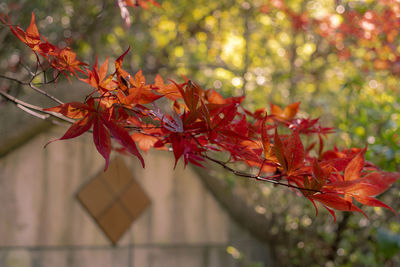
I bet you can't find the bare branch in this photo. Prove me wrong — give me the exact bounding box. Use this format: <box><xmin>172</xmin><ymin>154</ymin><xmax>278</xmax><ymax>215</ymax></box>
<box><xmin>0</xmin><ymin>74</ymin><xmax>64</xmax><ymax>104</ymax></box>
<box><xmin>16</xmin><ymin>104</ymin><xmax>50</xmax><ymax>120</ymax></box>
<box><xmin>0</xmin><ymin>74</ymin><xmax>26</xmax><ymax>85</ymax></box>
<box><xmin>29</xmin><ymin>82</ymin><xmax>64</xmax><ymax>105</ymax></box>
<box><xmin>0</xmin><ymin>90</ymin><xmax>74</xmax><ymax>124</ymax></box>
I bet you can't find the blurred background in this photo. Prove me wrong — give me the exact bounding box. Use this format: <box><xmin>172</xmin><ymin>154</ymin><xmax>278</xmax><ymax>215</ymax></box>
<box><xmin>0</xmin><ymin>0</ymin><xmax>400</xmax><ymax>266</ymax></box>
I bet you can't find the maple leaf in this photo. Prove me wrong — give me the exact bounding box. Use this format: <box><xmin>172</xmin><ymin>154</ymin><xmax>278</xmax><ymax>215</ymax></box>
<box><xmin>210</xmin><ymin>103</ymin><xmax>237</xmax><ymax>129</ymax></box>
<box><xmin>270</xmin><ymin>102</ymin><xmax>300</xmax><ymax>122</ymax></box>
<box><xmin>309</xmin><ymin>193</ymin><xmax>367</xmax><ymax>222</ymax></box>
<box><xmin>48</xmin><ymin>114</ymin><xmax>95</xmax><ymax>143</ymax></box>
<box><xmin>51</xmin><ymin>47</ymin><xmax>87</xmax><ymax>77</ymax></box>
<box><xmin>93</xmin><ymin>116</ymin><xmax>112</xmax><ymax>170</ymax></box>
<box><xmin>3</xmin><ymin>13</ymin><xmax>88</xmax><ymax>78</ymax></box>
<box><xmin>168</xmin><ymin>133</ymin><xmax>205</xmax><ymax>168</ymax></box>
<box><xmin>81</xmin><ymin>57</ymin><xmax>117</xmax><ymax>92</ymax></box>
<box><xmin>115</xmin><ymin>47</ymin><xmax>130</xmax><ymax>71</ymax></box>
<box><xmin>44</xmin><ymin>101</ymin><xmax>98</xmax><ymax>157</ymax></box>
<box><xmin>101</xmin><ymin>114</ymin><xmax>145</xmax><ymax>168</ymax></box>
<box><xmin>343</xmin><ymin>147</ymin><xmax>366</xmax><ymax>181</ymax></box>
<box><xmin>5</xmin><ymin>13</ymin><xmax>40</xmax><ymax>50</ymax></box>
<box><xmin>246</xmin><ymin>159</ymin><xmax>277</xmax><ymax>174</ymax></box>
<box><xmin>131</xmin><ymin>132</ymin><xmax>159</xmax><ymax>152</ymax></box>
<box><xmin>150</xmin><ymin>103</ymin><xmax>184</xmax><ymax>133</ymax></box>
<box><xmin>44</xmin><ymin>102</ymin><xmax>92</xmax><ymax>119</ymax></box>
<box><xmin>302</xmin><ymin>160</ymin><xmax>332</xmax><ymax>196</ymax></box>
<box><xmin>317</xmin><ymin>149</ymin><xmax>399</xmax><ymax>214</ymax></box>
<box><xmin>204</xmin><ymin>103</ymin><xmax>251</xmax><ymax>154</ymax></box>
<box><xmin>312</xmin><ymin>160</ymin><xmax>331</xmax><ymax>186</ymax></box>
<box><xmin>3</xmin><ymin>12</ymin><xmax>57</xmax><ymax>57</ymax></box>
<box><xmin>154</xmin><ymin>75</ymin><xmax>182</xmax><ymax>100</ymax></box>
<box><xmin>117</xmin><ymin>70</ymin><xmax>162</xmax><ymax>105</ymax></box>
<box><xmin>45</xmin><ymin>99</ymin><xmax>144</xmax><ymax>170</ymax></box>
<box><xmin>321</xmin><ymin>147</ymin><xmax>378</xmax><ymax>173</ymax></box>
<box><xmin>170</xmin><ymin>133</ymin><xmax>185</xmax><ymax>168</ymax></box>
<box><xmin>113</xmin><ymin>47</ymin><xmax>133</xmax><ymax>91</ymax></box>
<box><xmin>272</xmin><ymin>129</ymin><xmax>305</xmax><ymax>175</ymax></box>
<box><xmin>288</xmin><ymin>117</ymin><xmax>334</xmax><ymax>136</ymax></box>
<box><xmin>205</xmin><ymin>90</ymin><xmax>227</xmax><ymax>105</ymax></box>
<box><xmin>260</xmin><ymin>115</ymin><xmax>272</xmax><ymax>159</ymax></box>
<box><xmin>178</xmin><ymin>80</ymin><xmax>202</xmax><ymax>113</ymax></box>
<box><xmin>323</xmin><ymin>171</ymin><xmax>399</xmax><ymax>214</ymax></box>
<box><xmin>113</xmin><ymin>50</ymin><xmax>163</xmax><ymax>105</ymax></box>
<box><xmin>273</xmin><ymin>130</ymin><xmax>287</xmax><ymax>170</ymax></box>
<box><xmin>285</xmin><ymin>131</ymin><xmax>304</xmax><ymax>174</ymax></box>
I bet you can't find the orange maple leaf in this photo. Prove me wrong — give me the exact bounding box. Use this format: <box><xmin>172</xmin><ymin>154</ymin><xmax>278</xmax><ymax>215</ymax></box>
<box><xmin>270</xmin><ymin>102</ymin><xmax>300</xmax><ymax>121</ymax></box>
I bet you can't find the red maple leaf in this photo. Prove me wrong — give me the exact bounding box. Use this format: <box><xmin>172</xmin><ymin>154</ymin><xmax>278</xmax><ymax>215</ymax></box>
<box><xmin>3</xmin><ymin>13</ymin><xmax>49</xmax><ymax>53</ymax></box>
<box><xmin>154</xmin><ymin>75</ymin><xmax>182</xmax><ymax>100</ymax></box>
<box><xmin>273</xmin><ymin>129</ymin><xmax>305</xmax><ymax>176</ymax></box>
<box><xmin>45</xmin><ymin>98</ymin><xmax>144</xmax><ymax>170</ymax></box>
<box><xmin>80</xmin><ymin>57</ymin><xmax>117</xmax><ymax>92</ymax></box>
<box><xmin>51</xmin><ymin>47</ymin><xmax>87</xmax><ymax>78</ymax></box>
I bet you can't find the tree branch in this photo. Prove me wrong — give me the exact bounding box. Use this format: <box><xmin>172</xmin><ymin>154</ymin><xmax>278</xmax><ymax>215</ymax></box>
<box><xmin>0</xmin><ymin>90</ymin><xmax>73</xmax><ymax>124</ymax></box>
<box><xmin>0</xmin><ymin>73</ymin><xmax>64</xmax><ymax>104</ymax></box>
<box><xmin>2</xmin><ymin>87</ymin><xmax>323</xmax><ymax>194</ymax></box>
<box><xmin>29</xmin><ymin>82</ymin><xmax>64</xmax><ymax>105</ymax></box>
<box><xmin>204</xmin><ymin>155</ymin><xmax>321</xmax><ymax>193</ymax></box>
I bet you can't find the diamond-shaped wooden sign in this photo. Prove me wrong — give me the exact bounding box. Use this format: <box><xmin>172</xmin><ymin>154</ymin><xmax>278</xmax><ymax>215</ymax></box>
<box><xmin>77</xmin><ymin>157</ymin><xmax>151</xmax><ymax>245</ymax></box>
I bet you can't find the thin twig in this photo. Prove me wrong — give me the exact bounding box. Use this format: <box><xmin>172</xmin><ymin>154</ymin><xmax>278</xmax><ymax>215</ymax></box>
<box><xmin>29</xmin><ymin>82</ymin><xmax>64</xmax><ymax>105</ymax></box>
<box><xmin>16</xmin><ymin>104</ymin><xmax>50</xmax><ymax>120</ymax></box>
<box><xmin>0</xmin><ymin>74</ymin><xmax>26</xmax><ymax>85</ymax></box>
<box><xmin>0</xmin><ymin>74</ymin><xmax>64</xmax><ymax>105</ymax></box>
<box><xmin>0</xmin><ymin>90</ymin><xmax>73</xmax><ymax>123</ymax></box>
<box><xmin>18</xmin><ymin>61</ymin><xmax>35</xmax><ymax>76</ymax></box>
<box><xmin>204</xmin><ymin>155</ymin><xmax>321</xmax><ymax>193</ymax></box>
